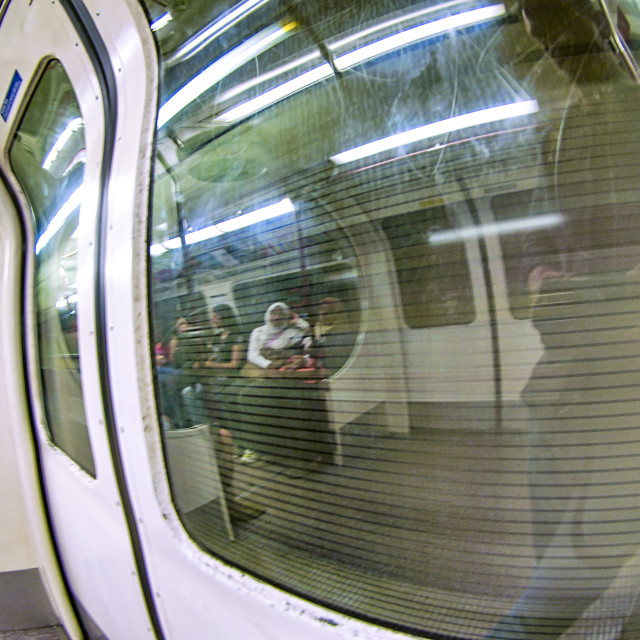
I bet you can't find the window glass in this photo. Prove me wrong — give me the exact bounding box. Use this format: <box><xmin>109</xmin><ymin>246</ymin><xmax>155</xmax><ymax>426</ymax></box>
<box><xmin>381</xmin><ymin>207</ymin><xmax>475</xmax><ymax>327</ymax></box>
<box><xmin>143</xmin><ymin>1</ymin><xmax>640</xmax><ymax>637</ymax></box>
<box><xmin>10</xmin><ymin>60</ymin><xmax>95</xmax><ymax>476</ymax></box>
<box><xmin>603</xmin><ymin>0</ymin><xmax>640</xmax><ymax>64</ymax></box>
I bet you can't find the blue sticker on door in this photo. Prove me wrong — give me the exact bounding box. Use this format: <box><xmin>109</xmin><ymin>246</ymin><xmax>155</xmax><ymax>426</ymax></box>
<box><xmin>1</xmin><ymin>71</ymin><xmax>22</xmax><ymax>122</ymax></box>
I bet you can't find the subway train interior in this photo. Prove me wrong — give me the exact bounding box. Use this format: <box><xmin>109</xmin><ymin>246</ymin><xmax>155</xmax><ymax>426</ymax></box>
<box><xmin>2</xmin><ymin>0</ymin><xmax>640</xmax><ymax>638</ymax></box>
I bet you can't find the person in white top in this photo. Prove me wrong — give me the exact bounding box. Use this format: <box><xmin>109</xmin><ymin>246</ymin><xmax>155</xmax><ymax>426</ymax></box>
<box><xmin>247</xmin><ymin>302</ymin><xmax>310</xmax><ymax>371</ymax></box>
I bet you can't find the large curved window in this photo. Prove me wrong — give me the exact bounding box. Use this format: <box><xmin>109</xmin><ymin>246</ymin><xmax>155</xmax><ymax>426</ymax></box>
<box><xmin>10</xmin><ymin>61</ymin><xmax>95</xmax><ymax>476</ymax></box>
<box><xmin>144</xmin><ymin>1</ymin><xmax>640</xmax><ymax>637</ymax></box>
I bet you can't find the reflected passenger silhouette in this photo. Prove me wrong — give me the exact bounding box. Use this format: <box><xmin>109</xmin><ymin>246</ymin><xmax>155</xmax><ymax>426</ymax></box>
<box><xmin>487</xmin><ymin>265</ymin><xmax>640</xmax><ymax>639</ymax></box>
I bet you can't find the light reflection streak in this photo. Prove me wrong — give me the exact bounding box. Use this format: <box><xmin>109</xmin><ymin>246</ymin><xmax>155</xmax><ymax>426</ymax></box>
<box><xmin>150</xmin><ymin>197</ymin><xmax>295</xmax><ymax>256</ymax></box>
<box><xmin>330</xmin><ymin>100</ymin><xmax>539</xmax><ymax>165</ymax></box>
<box><xmin>429</xmin><ymin>214</ymin><xmax>565</xmax><ymax>245</ymax></box>
<box><xmin>36</xmin><ymin>187</ymin><xmax>83</xmax><ymax>255</ymax></box>
<box><xmin>42</xmin><ymin>117</ymin><xmax>83</xmax><ymax>171</ymax></box>
<box><xmin>158</xmin><ymin>20</ymin><xmax>297</xmax><ymax>128</ymax></box>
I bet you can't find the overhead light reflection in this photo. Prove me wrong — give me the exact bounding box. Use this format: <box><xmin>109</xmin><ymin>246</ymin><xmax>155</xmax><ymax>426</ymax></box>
<box><xmin>216</xmin><ymin>1</ymin><xmax>468</xmax><ymax>108</ymax></box>
<box><xmin>429</xmin><ymin>213</ymin><xmax>564</xmax><ymax>245</ymax></box>
<box><xmin>36</xmin><ymin>187</ymin><xmax>83</xmax><ymax>255</ymax></box>
<box><xmin>217</xmin><ymin>50</ymin><xmax>322</xmax><ymax>104</ymax></box>
<box><xmin>216</xmin><ymin>197</ymin><xmax>294</xmax><ymax>231</ymax></box>
<box><xmin>170</xmin><ymin>0</ymin><xmax>271</xmax><ymax>62</ymax></box>
<box><xmin>215</xmin><ymin>3</ymin><xmax>506</xmax><ymax>124</ymax></box>
<box><xmin>334</xmin><ymin>3</ymin><xmax>506</xmax><ymax>71</ymax></box>
<box><xmin>42</xmin><ymin>117</ymin><xmax>83</xmax><ymax>171</ymax></box>
<box><xmin>150</xmin><ymin>197</ymin><xmax>295</xmax><ymax>256</ymax></box>
<box><xmin>216</xmin><ymin>64</ymin><xmax>333</xmax><ymax>123</ymax></box>
<box><xmin>328</xmin><ymin>0</ymin><xmax>468</xmax><ymax>52</ymax></box>
<box><xmin>151</xmin><ymin>13</ymin><xmax>172</xmax><ymax>31</ymax></box>
<box><xmin>158</xmin><ymin>20</ymin><xmax>297</xmax><ymax>128</ymax></box>
<box><xmin>330</xmin><ymin>100</ymin><xmax>539</xmax><ymax>165</ymax></box>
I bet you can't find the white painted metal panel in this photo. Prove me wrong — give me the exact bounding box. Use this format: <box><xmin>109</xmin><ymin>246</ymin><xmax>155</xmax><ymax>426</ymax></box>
<box><xmin>0</xmin><ymin>1</ymin><xmax>154</xmax><ymax>638</ymax></box>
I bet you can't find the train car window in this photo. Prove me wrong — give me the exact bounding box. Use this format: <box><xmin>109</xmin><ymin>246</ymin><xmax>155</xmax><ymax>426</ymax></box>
<box><xmin>492</xmin><ymin>189</ymin><xmax>640</xmax><ymax>319</ymax></box>
<box><xmin>143</xmin><ymin>0</ymin><xmax>640</xmax><ymax>637</ymax></box>
<box><xmin>9</xmin><ymin>60</ymin><xmax>95</xmax><ymax>476</ymax></box>
<box><xmin>381</xmin><ymin>207</ymin><xmax>475</xmax><ymax>327</ymax></box>
<box><xmin>602</xmin><ymin>0</ymin><xmax>640</xmax><ymax>65</ymax></box>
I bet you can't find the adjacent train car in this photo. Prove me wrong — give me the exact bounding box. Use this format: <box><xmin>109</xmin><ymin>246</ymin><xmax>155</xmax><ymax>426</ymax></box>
<box><xmin>2</xmin><ymin>0</ymin><xmax>640</xmax><ymax>638</ymax></box>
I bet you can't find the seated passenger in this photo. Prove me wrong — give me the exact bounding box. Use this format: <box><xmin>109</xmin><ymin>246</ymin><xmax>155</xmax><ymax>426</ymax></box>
<box><xmin>246</xmin><ymin>302</ymin><xmax>310</xmax><ymax>374</ymax></box>
<box><xmin>312</xmin><ymin>297</ymin><xmax>355</xmax><ymax>377</ymax></box>
<box><xmin>196</xmin><ymin>303</ymin><xmax>245</xmax><ymax>377</ymax></box>
<box><xmin>195</xmin><ymin>303</ymin><xmax>245</xmax><ymax>422</ymax></box>
<box><xmin>171</xmin><ymin>312</ymin><xmax>214</xmax><ymax>426</ymax></box>
<box><xmin>234</xmin><ymin>301</ymin><xmax>333</xmax><ymax>468</ymax></box>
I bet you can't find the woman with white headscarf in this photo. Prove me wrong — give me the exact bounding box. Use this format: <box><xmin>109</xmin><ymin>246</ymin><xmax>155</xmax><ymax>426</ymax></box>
<box><xmin>247</xmin><ymin>302</ymin><xmax>310</xmax><ymax>371</ymax></box>
<box><xmin>235</xmin><ymin>301</ymin><xmax>333</xmax><ymax>468</ymax></box>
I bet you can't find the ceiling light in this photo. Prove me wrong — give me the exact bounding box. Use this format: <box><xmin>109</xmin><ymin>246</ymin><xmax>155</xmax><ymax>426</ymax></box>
<box><xmin>428</xmin><ymin>213</ymin><xmax>564</xmax><ymax>245</ymax></box>
<box><xmin>42</xmin><ymin>117</ymin><xmax>83</xmax><ymax>171</ymax></box>
<box><xmin>158</xmin><ymin>20</ymin><xmax>297</xmax><ymax>128</ymax></box>
<box><xmin>329</xmin><ymin>100</ymin><xmax>539</xmax><ymax>165</ymax></box>
<box><xmin>170</xmin><ymin>0</ymin><xmax>271</xmax><ymax>62</ymax></box>
<box><xmin>36</xmin><ymin>187</ymin><xmax>83</xmax><ymax>254</ymax></box>
<box><xmin>333</xmin><ymin>4</ymin><xmax>506</xmax><ymax>71</ymax></box>
<box><xmin>150</xmin><ymin>198</ymin><xmax>295</xmax><ymax>255</ymax></box>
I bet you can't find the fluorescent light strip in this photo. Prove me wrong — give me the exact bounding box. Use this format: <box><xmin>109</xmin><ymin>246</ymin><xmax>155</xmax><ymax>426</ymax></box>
<box><xmin>158</xmin><ymin>21</ymin><xmax>296</xmax><ymax>128</ymax></box>
<box><xmin>216</xmin><ymin>63</ymin><xmax>333</xmax><ymax>123</ymax></box>
<box><xmin>151</xmin><ymin>13</ymin><xmax>172</xmax><ymax>32</ymax></box>
<box><xmin>62</xmin><ymin>150</ymin><xmax>86</xmax><ymax>177</ymax></box>
<box><xmin>42</xmin><ymin>117</ymin><xmax>83</xmax><ymax>171</ymax></box>
<box><xmin>217</xmin><ymin>50</ymin><xmax>322</xmax><ymax>104</ymax></box>
<box><xmin>217</xmin><ymin>1</ymin><xmax>466</xmax><ymax>106</ymax></box>
<box><xmin>328</xmin><ymin>0</ymin><xmax>468</xmax><ymax>52</ymax></box>
<box><xmin>150</xmin><ymin>198</ymin><xmax>295</xmax><ymax>255</ymax></box>
<box><xmin>216</xmin><ymin>197</ymin><xmax>294</xmax><ymax>231</ymax></box>
<box><xmin>36</xmin><ymin>187</ymin><xmax>83</xmax><ymax>255</ymax></box>
<box><xmin>171</xmin><ymin>0</ymin><xmax>270</xmax><ymax>61</ymax></box>
<box><xmin>334</xmin><ymin>4</ymin><xmax>506</xmax><ymax>71</ymax></box>
<box><xmin>330</xmin><ymin>100</ymin><xmax>539</xmax><ymax>165</ymax></box>
<box><xmin>429</xmin><ymin>213</ymin><xmax>564</xmax><ymax>245</ymax></box>
<box><xmin>215</xmin><ymin>4</ymin><xmax>505</xmax><ymax>124</ymax></box>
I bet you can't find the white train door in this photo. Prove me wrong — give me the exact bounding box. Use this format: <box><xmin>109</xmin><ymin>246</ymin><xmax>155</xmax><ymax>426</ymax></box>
<box><xmin>385</xmin><ymin>195</ymin><xmax>498</xmax><ymax>428</ymax></box>
<box><xmin>0</xmin><ymin>2</ymin><xmax>158</xmax><ymax>638</ymax></box>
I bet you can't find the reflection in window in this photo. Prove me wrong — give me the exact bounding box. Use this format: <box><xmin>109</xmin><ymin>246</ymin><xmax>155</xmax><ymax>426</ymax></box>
<box><xmin>382</xmin><ymin>207</ymin><xmax>475</xmax><ymax>328</ymax></box>
<box><xmin>9</xmin><ymin>61</ymin><xmax>95</xmax><ymax>476</ymax></box>
<box><xmin>143</xmin><ymin>0</ymin><xmax>640</xmax><ymax>637</ymax></box>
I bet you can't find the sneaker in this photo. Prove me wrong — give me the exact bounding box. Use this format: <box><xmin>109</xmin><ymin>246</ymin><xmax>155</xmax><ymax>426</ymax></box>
<box><xmin>239</xmin><ymin>449</ymin><xmax>258</xmax><ymax>464</ymax></box>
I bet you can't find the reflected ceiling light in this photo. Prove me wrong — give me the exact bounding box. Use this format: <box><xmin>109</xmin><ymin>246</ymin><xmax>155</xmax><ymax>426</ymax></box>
<box><xmin>150</xmin><ymin>197</ymin><xmax>295</xmax><ymax>255</ymax></box>
<box><xmin>216</xmin><ymin>1</ymin><xmax>466</xmax><ymax>106</ymax></box>
<box><xmin>170</xmin><ymin>0</ymin><xmax>271</xmax><ymax>62</ymax></box>
<box><xmin>151</xmin><ymin>13</ymin><xmax>172</xmax><ymax>31</ymax></box>
<box><xmin>330</xmin><ymin>100</ymin><xmax>539</xmax><ymax>165</ymax></box>
<box><xmin>333</xmin><ymin>3</ymin><xmax>506</xmax><ymax>71</ymax></box>
<box><xmin>429</xmin><ymin>213</ymin><xmax>564</xmax><ymax>245</ymax></box>
<box><xmin>158</xmin><ymin>20</ymin><xmax>297</xmax><ymax>128</ymax></box>
<box><xmin>216</xmin><ymin>197</ymin><xmax>294</xmax><ymax>232</ymax></box>
<box><xmin>328</xmin><ymin>0</ymin><xmax>468</xmax><ymax>52</ymax></box>
<box><xmin>217</xmin><ymin>50</ymin><xmax>322</xmax><ymax>104</ymax></box>
<box><xmin>36</xmin><ymin>187</ymin><xmax>83</xmax><ymax>255</ymax></box>
<box><xmin>185</xmin><ymin>225</ymin><xmax>223</xmax><ymax>244</ymax></box>
<box><xmin>216</xmin><ymin>63</ymin><xmax>333</xmax><ymax>123</ymax></box>
<box><xmin>216</xmin><ymin>3</ymin><xmax>506</xmax><ymax>124</ymax></box>
<box><xmin>62</xmin><ymin>150</ymin><xmax>87</xmax><ymax>177</ymax></box>
<box><xmin>42</xmin><ymin>117</ymin><xmax>83</xmax><ymax>171</ymax></box>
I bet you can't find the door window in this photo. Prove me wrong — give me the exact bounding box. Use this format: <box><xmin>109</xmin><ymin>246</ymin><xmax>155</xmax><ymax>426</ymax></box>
<box><xmin>9</xmin><ymin>60</ymin><xmax>95</xmax><ymax>476</ymax></box>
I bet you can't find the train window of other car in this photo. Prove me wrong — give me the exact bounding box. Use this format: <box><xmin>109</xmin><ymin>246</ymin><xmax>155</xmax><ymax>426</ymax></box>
<box><xmin>493</xmin><ymin>188</ymin><xmax>640</xmax><ymax>319</ymax></box>
<box><xmin>381</xmin><ymin>207</ymin><xmax>475</xmax><ymax>328</ymax></box>
<box><xmin>9</xmin><ymin>60</ymin><xmax>95</xmax><ymax>476</ymax></box>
